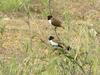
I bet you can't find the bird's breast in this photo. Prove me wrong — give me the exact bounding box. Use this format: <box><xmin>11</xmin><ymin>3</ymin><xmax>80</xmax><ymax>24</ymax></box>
<box><xmin>48</xmin><ymin>20</ymin><xmax>52</xmax><ymax>25</ymax></box>
<box><xmin>49</xmin><ymin>40</ymin><xmax>58</xmax><ymax>46</ymax></box>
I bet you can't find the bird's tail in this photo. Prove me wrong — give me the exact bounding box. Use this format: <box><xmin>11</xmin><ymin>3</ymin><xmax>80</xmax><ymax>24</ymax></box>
<box><xmin>58</xmin><ymin>44</ymin><xmax>63</xmax><ymax>48</ymax></box>
<box><xmin>62</xmin><ymin>43</ymin><xmax>71</xmax><ymax>51</ymax></box>
<box><xmin>65</xmin><ymin>46</ymin><xmax>71</xmax><ymax>51</ymax></box>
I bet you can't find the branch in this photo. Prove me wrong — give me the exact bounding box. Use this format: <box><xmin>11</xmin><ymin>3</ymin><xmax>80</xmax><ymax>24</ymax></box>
<box><xmin>48</xmin><ymin>0</ymin><xmax>52</xmax><ymax>15</ymax></box>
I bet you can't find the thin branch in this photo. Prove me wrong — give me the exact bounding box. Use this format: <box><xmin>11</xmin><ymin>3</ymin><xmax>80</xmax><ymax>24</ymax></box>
<box><xmin>54</xmin><ymin>27</ymin><xmax>61</xmax><ymax>41</ymax></box>
<box><xmin>48</xmin><ymin>0</ymin><xmax>52</xmax><ymax>15</ymax></box>
<box><xmin>54</xmin><ymin>28</ymin><xmax>71</xmax><ymax>51</ymax></box>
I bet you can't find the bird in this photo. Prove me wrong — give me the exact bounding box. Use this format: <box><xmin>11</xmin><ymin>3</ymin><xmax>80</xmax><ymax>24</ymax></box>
<box><xmin>47</xmin><ymin>15</ymin><xmax>64</xmax><ymax>29</ymax></box>
<box><xmin>48</xmin><ymin>36</ymin><xmax>63</xmax><ymax>48</ymax></box>
<box><xmin>48</xmin><ymin>36</ymin><xmax>71</xmax><ymax>51</ymax></box>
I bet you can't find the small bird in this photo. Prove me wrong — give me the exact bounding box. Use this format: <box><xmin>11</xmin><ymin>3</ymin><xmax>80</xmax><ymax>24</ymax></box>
<box><xmin>47</xmin><ymin>15</ymin><xmax>64</xmax><ymax>29</ymax></box>
<box><xmin>48</xmin><ymin>36</ymin><xmax>63</xmax><ymax>48</ymax></box>
<box><xmin>48</xmin><ymin>36</ymin><xmax>71</xmax><ymax>51</ymax></box>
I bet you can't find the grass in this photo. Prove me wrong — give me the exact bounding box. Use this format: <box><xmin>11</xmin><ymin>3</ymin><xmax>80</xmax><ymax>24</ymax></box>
<box><xmin>0</xmin><ymin>18</ymin><xmax>5</xmax><ymax>47</ymax></box>
<box><xmin>0</xmin><ymin>0</ymin><xmax>100</xmax><ymax>75</ymax></box>
<box><xmin>0</xmin><ymin>0</ymin><xmax>31</xmax><ymax>12</ymax></box>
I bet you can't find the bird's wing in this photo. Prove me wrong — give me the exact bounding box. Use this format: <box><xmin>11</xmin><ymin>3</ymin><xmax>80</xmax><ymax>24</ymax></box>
<box><xmin>53</xmin><ymin>40</ymin><xmax>64</xmax><ymax>48</ymax></box>
<box><xmin>51</xmin><ymin>18</ymin><xmax>61</xmax><ymax>26</ymax></box>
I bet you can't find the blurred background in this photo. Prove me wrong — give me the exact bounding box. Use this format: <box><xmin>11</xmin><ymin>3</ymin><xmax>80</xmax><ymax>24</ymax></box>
<box><xmin>0</xmin><ymin>0</ymin><xmax>100</xmax><ymax>75</ymax></box>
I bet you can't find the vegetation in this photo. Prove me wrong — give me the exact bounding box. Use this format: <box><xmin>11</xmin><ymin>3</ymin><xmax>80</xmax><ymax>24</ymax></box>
<box><xmin>0</xmin><ymin>0</ymin><xmax>100</xmax><ymax>75</ymax></box>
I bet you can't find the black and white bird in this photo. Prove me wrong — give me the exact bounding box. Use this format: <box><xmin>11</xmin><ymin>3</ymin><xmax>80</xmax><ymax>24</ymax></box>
<box><xmin>48</xmin><ymin>36</ymin><xmax>71</xmax><ymax>50</ymax></box>
<box><xmin>48</xmin><ymin>36</ymin><xmax>63</xmax><ymax>48</ymax></box>
<box><xmin>47</xmin><ymin>15</ymin><xmax>64</xmax><ymax>29</ymax></box>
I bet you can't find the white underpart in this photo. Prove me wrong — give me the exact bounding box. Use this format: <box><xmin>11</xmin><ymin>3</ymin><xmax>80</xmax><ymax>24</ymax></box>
<box><xmin>49</xmin><ymin>40</ymin><xmax>58</xmax><ymax>46</ymax></box>
<box><xmin>48</xmin><ymin>20</ymin><xmax>52</xmax><ymax>25</ymax></box>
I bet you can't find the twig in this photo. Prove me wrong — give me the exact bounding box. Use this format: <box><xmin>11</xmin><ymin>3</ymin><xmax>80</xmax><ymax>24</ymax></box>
<box><xmin>48</xmin><ymin>0</ymin><xmax>51</xmax><ymax>15</ymax></box>
<box><xmin>54</xmin><ymin>28</ymin><xmax>71</xmax><ymax>51</ymax></box>
<box><xmin>54</xmin><ymin>27</ymin><xmax>61</xmax><ymax>41</ymax></box>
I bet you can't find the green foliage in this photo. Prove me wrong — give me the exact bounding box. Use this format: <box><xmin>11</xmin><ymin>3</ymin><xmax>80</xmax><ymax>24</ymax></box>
<box><xmin>41</xmin><ymin>0</ymin><xmax>49</xmax><ymax>17</ymax></box>
<box><xmin>41</xmin><ymin>0</ymin><xmax>48</xmax><ymax>6</ymax></box>
<box><xmin>0</xmin><ymin>0</ymin><xmax>31</xmax><ymax>12</ymax></box>
<box><xmin>0</xmin><ymin>57</ymin><xmax>18</xmax><ymax>75</ymax></box>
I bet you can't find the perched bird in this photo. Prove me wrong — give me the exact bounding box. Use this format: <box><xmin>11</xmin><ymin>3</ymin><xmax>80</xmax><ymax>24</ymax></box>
<box><xmin>48</xmin><ymin>36</ymin><xmax>71</xmax><ymax>51</ymax></box>
<box><xmin>48</xmin><ymin>36</ymin><xmax>63</xmax><ymax>48</ymax></box>
<box><xmin>47</xmin><ymin>15</ymin><xmax>64</xmax><ymax>29</ymax></box>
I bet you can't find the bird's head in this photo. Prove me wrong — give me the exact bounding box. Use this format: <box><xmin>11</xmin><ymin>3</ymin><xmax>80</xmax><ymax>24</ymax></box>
<box><xmin>48</xmin><ymin>36</ymin><xmax>54</xmax><ymax>40</ymax></box>
<box><xmin>47</xmin><ymin>15</ymin><xmax>52</xmax><ymax>20</ymax></box>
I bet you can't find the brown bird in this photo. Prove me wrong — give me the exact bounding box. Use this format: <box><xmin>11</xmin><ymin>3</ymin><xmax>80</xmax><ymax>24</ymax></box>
<box><xmin>47</xmin><ymin>15</ymin><xmax>64</xmax><ymax>29</ymax></box>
